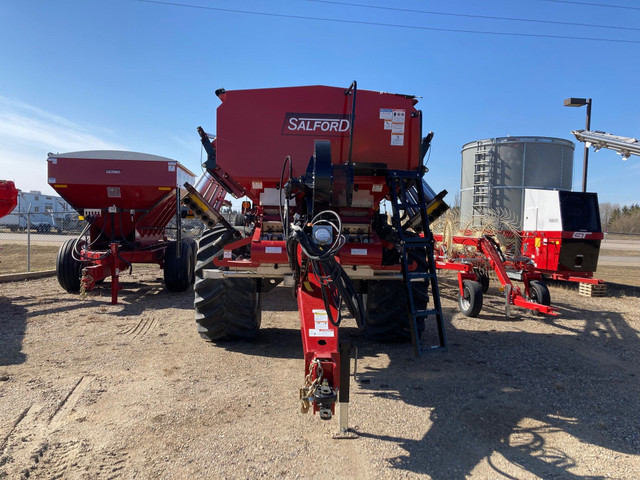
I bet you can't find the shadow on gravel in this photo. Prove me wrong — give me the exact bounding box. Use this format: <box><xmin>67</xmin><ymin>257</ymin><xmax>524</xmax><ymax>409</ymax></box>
<box><xmin>79</xmin><ymin>280</ymin><xmax>195</xmax><ymax>316</ymax></box>
<box><xmin>206</xmin><ymin>326</ymin><xmax>365</xmax><ymax>360</ymax></box>
<box><xmin>0</xmin><ymin>295</ymin><xmax>28</xmax><ymax>365</ymax></box>
<box><xmin>354</xmin><ymin>309</ymin><xmax>639</xmax><ymax>479</ymax></box>
<box><xmin>204</xmin><ymin>328</ymin><xmax>302</xmax><ymax>360</ymax></box>
<box><xmin>260</xmin><ymin>286</ymin><xmax>303</xmax><ymax>312</ymax></box>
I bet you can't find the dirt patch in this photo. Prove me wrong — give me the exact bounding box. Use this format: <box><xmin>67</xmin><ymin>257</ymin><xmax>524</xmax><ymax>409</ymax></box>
<box><xmin>0</xmin><ymin>266</ymin><xmax>639</xmax><ymax>479</ymax></box>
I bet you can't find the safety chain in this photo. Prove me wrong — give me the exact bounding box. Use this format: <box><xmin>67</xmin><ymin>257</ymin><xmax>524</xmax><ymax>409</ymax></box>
<box><xmin>299</xmin><ymin>359</ymin><xmax>323</xmax><ymax>414</ymax></box>
<box><xmin>79</xmin><ymin>268</ymin><xmax>94</xmax><ymax>300</ymax></box>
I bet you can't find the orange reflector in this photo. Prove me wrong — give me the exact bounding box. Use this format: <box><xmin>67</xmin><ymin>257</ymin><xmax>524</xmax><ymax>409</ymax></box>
<box><xmin>54</xmin><ymin>184</ymin><xmax>68</xmax><ymax>188</ymax></box>
<box><xmin>158</xmin><ymin>187</ymin><xmax>172</xmax><ymax>191</ymax></box>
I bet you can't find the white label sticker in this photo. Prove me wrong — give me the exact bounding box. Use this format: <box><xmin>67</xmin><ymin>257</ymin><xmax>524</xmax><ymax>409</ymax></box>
<box><xmin>391</xmin><ymin>134</ymin><xmax>404</xmax><ymax>146</ymax></box>
<box><xmin>310</xmin><ymin>309</ymin><xmax>334</xmax><ymax>337</ymax></box>
<box><xmin>309</xmin><ymin>329</ymin><xmax>335</xmax><ymax>337</ymax></box>
<box><xmin>265</xmin><ymin>246</ymin><xmax>282</xmax><ymax>254</ymax></box>
<box><xmin>223</xmin><ymin>250</ymin><xmax>232</xmax><ymax>259</ymax></box>
<box><xmin>48</xmin><ymin>177</ymin><xmax>56</xmax><ymax>183</ymax></box>
<box><xmin>379</xmin><ymin>108</ymin><xmax>393</xmax><ymax>120</ymax></box>
<box><xmin>351</xmin><ymin>248</ymin><xmax>367</xmax><ymax>256</ymax></box>
<box><xmin>372</xmin><ymin>184</ymin><xmax>383</xmax><ymax>192</ymax></box>
<box><xmin>384</xmin><ymin>120</ymin><xmax>393</xmax><ymax>130</ymax></box>
<box><xmin>391</xmin><ymin>123</ymin><xmax>405</xmax><ymax>133</ymax></box>
<box><xmin>168</xmin><ymin>164</ymin><xmax>176</xmax><ymax>172</ymax></box>
<box><xmin>392</xmin><ymin>109</ymin><xmax>405</xmax><ymax>123</ymax></box>
<box><xmin>252</xmin><ymin>181</ymin><xmax>263</xmax><ymax>189</ymax></box>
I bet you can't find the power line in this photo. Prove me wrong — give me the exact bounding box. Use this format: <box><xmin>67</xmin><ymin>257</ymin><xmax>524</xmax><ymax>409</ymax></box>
<box><xmin>540</xmin><ymin>0</ymin><xmax>640</xmax><ymax>11</ymax></box>
<box><xmin>135</xmin><ymin>0</ymin><xmax>640</xmax><ymax>44</ymax></box>
<box><xmin>310</xmin><ymin>0</ymin><xmax>640</xmax><ymax>32</ymax></box>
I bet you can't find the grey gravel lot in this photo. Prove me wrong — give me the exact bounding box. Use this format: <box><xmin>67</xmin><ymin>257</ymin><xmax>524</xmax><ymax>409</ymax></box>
<box><xmin>0</xmin><ymin>268</ymin><xmax>639</xmax><ymax>479</ymax></box>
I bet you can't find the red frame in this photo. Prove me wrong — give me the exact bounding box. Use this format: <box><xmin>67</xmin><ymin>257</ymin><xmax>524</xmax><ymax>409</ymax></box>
<box><xmin>433</xmin><ymin>234</ymin><xmax>557</xmax><ymax>316</ymax></box>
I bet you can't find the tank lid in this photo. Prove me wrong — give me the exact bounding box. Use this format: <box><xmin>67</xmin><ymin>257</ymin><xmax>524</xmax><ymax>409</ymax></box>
<box><xmin>462</xmin><ymin>136</ymin><xmax>575</xmax><ymax>150</ymax></box>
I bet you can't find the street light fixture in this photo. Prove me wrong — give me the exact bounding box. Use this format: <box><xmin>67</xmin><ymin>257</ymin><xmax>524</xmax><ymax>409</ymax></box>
<box><xmin>564</xmin><ymin>97</ymin><xmax>592</xmax><ymax>192</ymax></box>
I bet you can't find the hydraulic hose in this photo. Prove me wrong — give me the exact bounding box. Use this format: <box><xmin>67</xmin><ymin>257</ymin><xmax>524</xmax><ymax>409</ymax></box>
<box><xmin>286</xmin><ymin>210</ymin><xmax>364</xmax><ymax>329</ymax></box>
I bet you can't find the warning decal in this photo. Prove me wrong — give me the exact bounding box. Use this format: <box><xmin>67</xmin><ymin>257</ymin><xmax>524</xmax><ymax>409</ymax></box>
<box><xmin>309</xmin><ymin>309</ymin><xmax>335</xmax><ymax>337</ymax></box>
<box><xmin>391</xmin><ymin>134</ymin><xmax>404</xmax><ymax>146</ymax></box>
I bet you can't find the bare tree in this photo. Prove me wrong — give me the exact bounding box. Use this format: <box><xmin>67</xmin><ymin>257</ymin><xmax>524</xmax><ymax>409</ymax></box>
<box><xmin>599</xmin><ymin>202</ymin><xmax>619</xmax><ymax>228</ymax></box>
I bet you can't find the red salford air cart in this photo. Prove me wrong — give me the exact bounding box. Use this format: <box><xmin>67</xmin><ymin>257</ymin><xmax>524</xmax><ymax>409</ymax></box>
<box><xmin>182</xmin><ymin>83</ymin><xmax>453</xmax><ymax>432</ymax></box>
<box><xmin>47</xmin><ymin>151</ymin><xmax>197</xmax><ymax>304</ymax></box>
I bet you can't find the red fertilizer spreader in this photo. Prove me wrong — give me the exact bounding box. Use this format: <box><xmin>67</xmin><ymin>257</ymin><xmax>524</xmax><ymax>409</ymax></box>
<box><xmin>47</xmin><ymin>151</ymin><xmax>199</xmax><ymax>303</ymax></box>
<box><xmin>0</xmin><ymin>180</ymin><xmax>18</xmax><ymax>219</ymax></box>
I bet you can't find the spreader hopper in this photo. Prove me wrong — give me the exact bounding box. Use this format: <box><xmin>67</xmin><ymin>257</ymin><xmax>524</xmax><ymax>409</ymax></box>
<box><xmin>47</xmin><ymin>151</ymin><xmax>197</xmax><ymax>303</ymax></box>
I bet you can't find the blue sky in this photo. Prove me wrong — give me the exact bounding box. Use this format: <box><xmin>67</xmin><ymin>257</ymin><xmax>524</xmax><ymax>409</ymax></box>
<box><xmin>1</xmin><ymin>0</ymin><xmax>639</xmax><ymax>207</ymax></box>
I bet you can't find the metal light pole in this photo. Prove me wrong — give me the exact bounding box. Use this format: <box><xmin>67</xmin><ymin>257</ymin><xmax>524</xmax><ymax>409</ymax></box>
<box><xmin>564</xmin><ymin>97</ymin><xmax>592</xmax><ymax>192</ymax></box>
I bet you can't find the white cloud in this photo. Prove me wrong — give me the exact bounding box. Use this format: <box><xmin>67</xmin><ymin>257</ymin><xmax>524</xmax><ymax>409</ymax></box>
<box><xmin>0</xmin><ymin>96</ymin><xmax>126</xmax><ymax>193</ymax></box>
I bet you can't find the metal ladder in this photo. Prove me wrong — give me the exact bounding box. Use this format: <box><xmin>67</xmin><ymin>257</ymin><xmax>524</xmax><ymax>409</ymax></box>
<box><xmin>473</xmin><ymin>149</ymin><xmax>493</xmax><ymax>225</ymax></box>
<box><xmin>388</xmin><ymin>170</ymin><xmax>447</xmax><ymax>357</ymax></box>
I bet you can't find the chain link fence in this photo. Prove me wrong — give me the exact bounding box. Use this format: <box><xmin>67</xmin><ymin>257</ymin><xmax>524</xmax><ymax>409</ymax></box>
<box><xmin>0</xmin><ymin>211</ymin><xmax>213</xmax><ymax>275</ymax></box>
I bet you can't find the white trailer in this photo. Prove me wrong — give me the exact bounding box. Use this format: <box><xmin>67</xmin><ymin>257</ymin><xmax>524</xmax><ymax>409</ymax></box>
<box><xmin>0</xmin><ymin>190</ymin><xmax>75</xmax><ymax>233</ymax></box>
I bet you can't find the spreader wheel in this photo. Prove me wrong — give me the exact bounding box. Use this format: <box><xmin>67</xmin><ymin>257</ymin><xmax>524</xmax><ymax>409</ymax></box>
<box><xmin>194</xmin><ymin>225</ymin><xmax>261</xmax><ymax>340</ymax></box>
<box><xmin>529</xmin><ymin>280</ymin><xmax>551</xmax><ymax>307</ymax></box>
<box><xmin>164</xmin><ymin>239</ymin><xmax>194</xmax><ymax>292</ymax></box>
<box><xmin>57</xmin><ymin>238</ymin><xmax>83</xmax><ymax>292</ymax></box>
<box><xmin>363</xmin><ymin>280</ymin><xmax>427</xmax><ymax>342</ymax></box>
<box><xmin>458</xmin><ymin>280</ymin><xmax>483</xmax><ymax>317</ymax></box>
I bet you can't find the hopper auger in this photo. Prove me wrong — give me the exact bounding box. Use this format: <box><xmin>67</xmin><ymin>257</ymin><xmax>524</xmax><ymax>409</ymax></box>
<box><xmin>48</xmin><ymin>151</ymin><xmax>196</xmax><ymax>304</ymax></box>
<box><xmin>183</xmin><ymin>82</ymin><xmax>450</xmax><ymax>432</ymax></box>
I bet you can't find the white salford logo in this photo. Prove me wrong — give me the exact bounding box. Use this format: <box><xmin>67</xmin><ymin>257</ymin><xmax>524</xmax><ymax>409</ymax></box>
<box><xmin>282</xmin><ymin>113</ymin><xmax>351</xmax><ymax>136</ymax></box>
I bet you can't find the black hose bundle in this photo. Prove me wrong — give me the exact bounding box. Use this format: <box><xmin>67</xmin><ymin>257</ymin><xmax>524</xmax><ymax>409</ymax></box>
<box><xmin>287</xmin><ymin>210</ymin><xmax>364</xmax><ymax>329</ymax></box>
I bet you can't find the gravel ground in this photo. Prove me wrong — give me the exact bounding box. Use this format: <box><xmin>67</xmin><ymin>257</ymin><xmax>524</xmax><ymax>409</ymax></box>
<box><xmin>0</xmin><ymin>267</ymin><xmax>639</xmax><ymax>479</ymax></box>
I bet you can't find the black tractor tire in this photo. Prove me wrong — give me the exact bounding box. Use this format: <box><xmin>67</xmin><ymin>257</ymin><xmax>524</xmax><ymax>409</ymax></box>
<box><xmin>57</xmin><ymin>238</ymin><xmax>83</xmax><ymax>292</ymax></box>
<box><xmin>164</xmin><ymin>239</ymin><xmax>194</xmax><ymax>292</ymax></box>
<box><xmin>458</xmin><ymin>280</ymin><xmax>483</xmax><ymax>317</ymax></box>
<box><xmin>529</xmin><ymin>280</ymin><xmax>551</xmax><ymax>307</ymax></box>
<box><xmin>233</xmin><ymin>213</ymin><xmax>245</xmax><ymax>227</ymax></box>
<box><xmin>195</xmin><ymin>277</ymin><xmax>261</xmax><ymax>340</ymax></box>
<box><xmin>363</xmin><ymin>280</ymin><xmax>427</xmax><ymax>342</ymax></box>
<box><xmin>194</xmin><ymin>225</ymin><xmax>261</xmax><ymax>340</ymax></box>
<box><xmin>195</xmin><ymin>225</ymin><xmax>233</xmax><ymax>273</ymax></box>
<box><xmin>363</xmin><ymin>243</ymin><xmax>430</xmax><ymax>342</ymax></box>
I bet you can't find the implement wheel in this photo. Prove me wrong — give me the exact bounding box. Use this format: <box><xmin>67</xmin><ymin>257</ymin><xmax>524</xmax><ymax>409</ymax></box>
<box><xmin>458</xmin><ymin>280</ymin><xmax>483</xmax><ymax>317</ymax></box>
<box><xmin>529</xmin><ymin>280</ymin><xmax>551</xmax><ymax>307</ymax></box>
<box><xmin>194</xmin><ymin>225</ymin><xmax>261</xmax><ymax>340</ymax></box>
<box><xmin>57</xmin><ymin>238</ymin><xmax>83</xmax><ymax>292</ymax></box>
<box><xmin>164</xmin><ymin>239</ymin><xmax>194</xmax><ymax>292</ymax></box>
